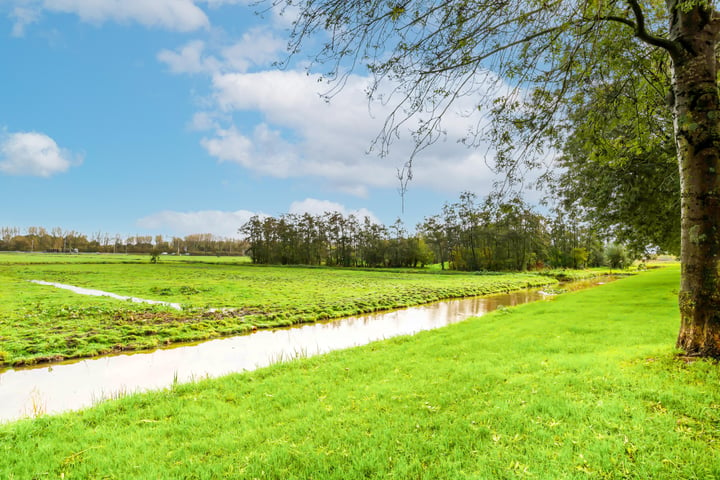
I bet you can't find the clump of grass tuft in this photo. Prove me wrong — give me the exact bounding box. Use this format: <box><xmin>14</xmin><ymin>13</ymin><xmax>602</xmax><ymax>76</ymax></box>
<box><xmin>26</xmin><ymin>389</ymin><xmax>47</xmax><ymax>419</ymax></box>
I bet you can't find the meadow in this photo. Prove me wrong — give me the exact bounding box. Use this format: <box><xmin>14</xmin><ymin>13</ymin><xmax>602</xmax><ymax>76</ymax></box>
<box><xmin>0</xmin><ymin>252</ymin><xmax>254</xmax><ymax>265</ymax></box>
<box><xmin>0</xmin><ymin>253</ymin><xmax>566</xmax><ymax>366</ymax></box>
<box><xmin>1</xmin><ymin>266</ymin><xmax>717</xmax><ymax>478</ymax></box>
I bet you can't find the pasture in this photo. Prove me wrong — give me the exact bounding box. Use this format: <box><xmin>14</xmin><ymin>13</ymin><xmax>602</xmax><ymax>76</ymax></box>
<box><xmin>2</xmin><ymin>266</ymin><xmax>718</xmax><ymax>479</ymax></box>
<box><xmin>0</xmin><ymin>253</ymin><xmax>560</xmax><ymax>366</ymax></box>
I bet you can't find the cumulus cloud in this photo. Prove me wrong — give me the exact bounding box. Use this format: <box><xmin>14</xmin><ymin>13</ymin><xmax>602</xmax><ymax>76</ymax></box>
<box><xmin>158</xmin><ymin>28</ymin><xmax>285</xmax><ymax>75</ymax></box>
<box><xmin>137</xmin><ymin>209</ymin><xmax>257</xmax><ymax>238</ymax></box>
<box><xmin>220</xmin><ymin>28</ymin><xmax>285</xmax><ymax>72</ymax></box>
<box><xmin>6</xmin><ymin>0</ymin><xmax>286</xmax><ymax>33</ymax></box>
<box><xmin>0</xmin><ymin>130</ymin><xmax>83</xmax><ymax>177</ymax></box>
<box><xmin>154</xmin><ymin>3</ymin><xmax>516</xmax><ymax>199</ymax></box>
<box><xmin>201</xmin><ymin>124</ymin><xmax>298</xmax><ymax>177</ymax></box>
<box><xmin>8</xmin><ymin>0</ymin><xmax>209</xmax><ymax>32</ymax></box>
<box><xmin>197</xmin><ymin>0</ymin><xmax>296</xmax><ymax>27</ymax></box>
<box><xmin>289</xmin><ymin>198</ymin><xmax>379</xmax><ymax>223</ymax></box>
<box><xmin>137</xmin><ymin>199</ymin><xmax>377</xmax><ymax>237</ymax></box>
<box><xmin>188</xmin><ymin>111</ymin><xmax>228</xmax><ymax>131</ymax></box>
<box><xmin>10</xmin><ymin>6</ymin><xmax>41</xmax><ymax>37</ymax></box>
<box><xmin>157</xmin><ymin>40</ymin><xmax>220</xmax><ymax>74</ymax></box>
<box><xmin>198</xmin><ymin>0</ymin><xmax>252</xmax><ymax>6</ymax></box>
<box><xmin>200</xmin><ymin>69</ymin><xmax>500</xmax><ymax>196</ymax></box>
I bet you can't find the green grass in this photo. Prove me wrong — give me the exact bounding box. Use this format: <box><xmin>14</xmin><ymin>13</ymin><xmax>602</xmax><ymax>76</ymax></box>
<box><xmin>1</xmin><ymin>266</ymin><xmax>718</xmax><ymax>479</ymax></box>
<box><xmin>0</xmin><ymin>253</ymin><xmax>559</xmax><ymax>366</ymax></box>
<box><xmin>0</xmin><ymin>252</ymin><xmax>253</xmax><ymax>265</ymax></box>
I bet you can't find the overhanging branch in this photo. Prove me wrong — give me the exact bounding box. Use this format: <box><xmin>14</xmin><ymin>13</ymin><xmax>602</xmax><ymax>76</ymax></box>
<box><xmin>625</xmin><ymin>0</ymin><xmax>681</xmax><ymax>57</ymax></box>
<box><xmin>419</xmin><ymin>25</ymin><xmax>567</xmax><ymax>76</ymax></box>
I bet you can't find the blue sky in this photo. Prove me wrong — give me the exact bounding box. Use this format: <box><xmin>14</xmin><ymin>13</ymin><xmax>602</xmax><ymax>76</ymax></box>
<box><xmin>0</xmin><ymin>0</ymin><xmax>512</xmax><ymax>239</ymax></box>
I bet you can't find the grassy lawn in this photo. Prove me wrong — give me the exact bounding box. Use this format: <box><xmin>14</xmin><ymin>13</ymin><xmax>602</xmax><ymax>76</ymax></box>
<box><xmin>0</xmin><ymin>253</ymin><xmax>560</xmax><ymax>366</ymax></box>
<box><xmin>1</xmin><ymin>266</ymin><xmax>717</xmax><ymax>478</ymax></box>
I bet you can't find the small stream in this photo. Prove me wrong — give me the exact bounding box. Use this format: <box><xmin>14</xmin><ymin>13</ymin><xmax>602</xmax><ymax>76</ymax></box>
<box><xmin>0</xmin><ymin>276</ymin><xmax>615</xmax><ymax>423</ymax></box>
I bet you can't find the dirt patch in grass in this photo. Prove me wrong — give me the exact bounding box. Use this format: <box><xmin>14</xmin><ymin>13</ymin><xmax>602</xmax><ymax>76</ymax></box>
<box><xmin>111</xmin><ymin>308</ymin><xmax>267</xmax><ymax>325</ymax></box>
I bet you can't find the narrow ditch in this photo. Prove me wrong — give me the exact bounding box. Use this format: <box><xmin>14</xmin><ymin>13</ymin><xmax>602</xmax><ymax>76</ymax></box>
<box><xmin>1</xmin><ymin>276</ymin><xmax>616</xmax><ymax>424</ymax></box>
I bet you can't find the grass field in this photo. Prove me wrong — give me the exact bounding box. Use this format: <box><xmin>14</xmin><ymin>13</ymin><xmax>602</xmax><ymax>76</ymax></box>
<box><xmin>0</xmin><ymin>252</ymin><xmax>254</xmax><ymax>265</ymax></box>
<box><xmin>1</xmin><ymin>266</ymin><xmax>717</xmax><ymax>478</ymax></box>
<box><xmin>1</xmin><ymin>253</ymin><xmax>569</xmax><ymax>366</ymax></box>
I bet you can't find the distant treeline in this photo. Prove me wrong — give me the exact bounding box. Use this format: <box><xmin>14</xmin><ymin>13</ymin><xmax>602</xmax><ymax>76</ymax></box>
<box><xmin>0</xmin><ymin>227</ymin><xmax>247</xmax><ymax>256</ymax></box>
<box><xmin>241</xmin><ymin>193</ymin><xmax>632</xmax><ymax>271</ymax></box>
<box><xmin>2</xmin><ymin>192</ymin><xmax>636</xmax><ymax>270</ymax></box>
<box><xmin>242</xmin><ymin>212</ymin><xmax>433</xmax><ymax>268</ymax></box>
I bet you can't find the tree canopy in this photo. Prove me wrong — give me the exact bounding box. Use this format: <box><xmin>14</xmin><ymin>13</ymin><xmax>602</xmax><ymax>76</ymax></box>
<box><xmin>240</xmin><ymin>194</ymin><xmax>608</xmax><ymax>271</ymax></box>
<box><xmin>275</xmin><ymin>0</ymin><xmax>670</xmax><ymax>179</ymax></box>
<box><xmin>552</xmin><ymin>38</ymin><xmax>680</xmax><ymax>254</ymax></box>
<box><xmin>271</xmin><ymin>0</ymin><xmax>720</xmax><ymax>357</ymax></box>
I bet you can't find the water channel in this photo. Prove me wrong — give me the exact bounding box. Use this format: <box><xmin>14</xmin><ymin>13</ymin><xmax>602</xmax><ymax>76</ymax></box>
<box><xmin>0</xmin><ymin>277</ymin><xmax>614</xmax><ymax>423</ymax></box>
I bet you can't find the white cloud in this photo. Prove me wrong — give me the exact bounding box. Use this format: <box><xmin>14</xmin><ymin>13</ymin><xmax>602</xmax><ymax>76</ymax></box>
<box><xmin>0</xmin><ymin>130</ymin><xmax>83</xmax><ymax>177</ymax></box>
<box><xmin>10</xmin><ymin>6</ymin><xmax>41</xmax><ymax>37</ymax></box>
<box><xmin>220</xmin><ymin>28</ymin><xmax>285</xmax><ymax>72</ymax></box>
<box><xmin>200</xmin><ymin>69</ymin><xmax>501</xmax><ymax>196</ymax></box>
<box><xmin>197</xmin><ymin>0</ymin><xmax>296</xmax><ymax>27</ymax></box>
<box><xmin>157</xmin><ymin>40</ymin><xmax>220</xmax><ymax>74</ymax></box>
<box><xmin>199</xmin><ymin>0</ymin><xmax>251</xmax><ymax>6</ymax></box>
<box><xmin>158</xmin><ymin>29</ymin><xmax>284</xmax><ymax>75</ymax></box>
<box><xmin>188</xmin><ymin>111</ymin><xmax>227</xmax><ymax>131</ymax></box>
<box><xmin>11</xmin><ymin>0</ymin><xmax>210</xmax><ymax>31</ymax></box>
<box><xmin>153</xmin><ymin>6</ymin><xmax>517</xmax><ymax>200</ymax></box>
<box><xmin>289</xmin><ymin>198</ymin><xmax>346</xmax><ymax>215</ymax></box>
<box><xmin>267</xmin><ymin>2</ymin><xmax>300</xmax><ymax>28</ymax></box>
<box><xmin>7</xmin><ymin>0</ymin><xmax>280</xmax><ymax>33</ymax></box>
<box><xmin>289</xmin><ymin>198</ymin><xmax>379</xmax><ymax>223</ymax></box>
<box><xmin>137</xmin><ymin>209</ymin><xmax>257</xmax><ymax>238</ymax></box>
<box><xmin>136</xmin><ymin>199</ymin><xmax>378</xmax><ymax>238</ymax></box>
<box><xmin>201</xmin><ymin>124</ymin><xmax>298</xmax><ymax>176</ymax></box>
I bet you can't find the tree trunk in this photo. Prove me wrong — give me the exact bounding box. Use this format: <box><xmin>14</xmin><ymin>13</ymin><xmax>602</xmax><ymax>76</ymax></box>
<box><xmin>670</xmin><ymin>5</ymin><xmax>720</xmax><ymax>357</ymax></box>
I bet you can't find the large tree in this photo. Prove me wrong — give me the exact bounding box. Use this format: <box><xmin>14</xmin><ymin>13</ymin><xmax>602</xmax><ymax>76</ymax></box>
<box><xmin>271</xmin><ymin>0</ymin><xmax>720</xmax><ymax>357</ymax></box>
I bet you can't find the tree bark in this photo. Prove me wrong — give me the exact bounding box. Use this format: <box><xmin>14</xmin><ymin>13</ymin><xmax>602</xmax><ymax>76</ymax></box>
<box><xmin>669</xmin><ymin>4</ymin><xmax>720</xmax><ymax>357</ymax></box>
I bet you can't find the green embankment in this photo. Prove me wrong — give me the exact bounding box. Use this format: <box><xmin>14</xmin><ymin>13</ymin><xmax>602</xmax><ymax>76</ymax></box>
<box><xmin>1</xmin><ymin>266</ymin><xmax>718</xmax><ymax>479</ymax></box>
<box><xmin>0</xmin><ymin>254</ymin><xmax>558</xmax><ymax>366</ymax></box>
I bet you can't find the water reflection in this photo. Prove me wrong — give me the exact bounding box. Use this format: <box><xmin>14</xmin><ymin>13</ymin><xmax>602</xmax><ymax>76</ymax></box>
<box><xmin>0</xmin><ymin>277</ymin><xmax>613</xmax><ymax>423</ymax></box>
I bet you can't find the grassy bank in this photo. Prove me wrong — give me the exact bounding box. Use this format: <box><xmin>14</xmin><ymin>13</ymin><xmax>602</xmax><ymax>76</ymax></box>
<box><xmin>2</xmin><ymin>266</ymin><xmax>718</xmax><ymax>478</ymax></box>
<box><xmin>1</xmin><ymin>254</ymin><xmax>557</xmax><ymax>366</ymax></box>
